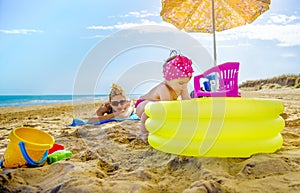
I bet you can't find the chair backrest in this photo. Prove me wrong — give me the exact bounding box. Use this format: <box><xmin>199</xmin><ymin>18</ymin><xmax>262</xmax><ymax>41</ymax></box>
<box><xmin>217</xmin><ymin>62</ymin><xmax>239</xmax><ymax>91</ymax></box>
<box><xmin>193</xmin><ymin>62</ymin><xmax>240</xmax><ymax>97</ymax></box>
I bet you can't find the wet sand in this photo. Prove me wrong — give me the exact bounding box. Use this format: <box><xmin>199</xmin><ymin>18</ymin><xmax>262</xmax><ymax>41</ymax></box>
<box><xmin>0</xmin><ymin>88</ymin><xmax>299</xmax><ymax>192</ymax></box>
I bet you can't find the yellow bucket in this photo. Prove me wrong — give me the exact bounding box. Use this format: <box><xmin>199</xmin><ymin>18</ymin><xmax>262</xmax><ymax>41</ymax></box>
<box><xmin>3</xmin><ymin>127</ymin><xmax>54</xmax><ymax>168</ymax></box>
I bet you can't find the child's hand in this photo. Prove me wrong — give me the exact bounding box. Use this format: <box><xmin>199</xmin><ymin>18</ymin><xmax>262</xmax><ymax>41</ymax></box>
<box><xmin>181</xmin><ymin>87</ymin><xmax>192</xmax><ymax>100</ymax></box>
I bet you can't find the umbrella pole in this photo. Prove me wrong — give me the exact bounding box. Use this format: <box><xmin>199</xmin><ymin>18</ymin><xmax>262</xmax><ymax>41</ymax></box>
<box><xmin>211</xmin><ymin>0</ymin><xmax>219</xmax><ymax>91</ymax></box>
<box><xmin>211</xmin><ymin>0</ymin><xmax>217</xmax><ymax>66</ymax></box>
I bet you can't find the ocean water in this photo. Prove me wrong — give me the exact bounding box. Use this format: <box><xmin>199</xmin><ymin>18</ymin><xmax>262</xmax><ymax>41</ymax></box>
<box><xmin>0</xmin><ymin>94</ymin><xmax>142</xmax><ymax>108</ymax></box>
<box><xmin>0</xmin><ymin>95</ymin><xmax>109</xmax><ymax>108</ymax></box>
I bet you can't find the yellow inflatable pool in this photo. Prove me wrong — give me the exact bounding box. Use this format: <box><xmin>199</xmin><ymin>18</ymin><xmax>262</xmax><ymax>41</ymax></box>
<box><xmin>145</xmin><ymin>97</ymin><xmax>285</xmax><ymax>158</ymax></box>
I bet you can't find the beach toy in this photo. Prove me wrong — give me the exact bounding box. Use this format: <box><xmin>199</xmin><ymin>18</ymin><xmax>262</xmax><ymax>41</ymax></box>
<box><xmin>47</xmin><ymin>149</ymin><xmax>72</xmax><ymax>164</ymax></box>
<box><xmin>48</xmin><ymin>143</ymin><xmax>65</xmax><ymax>154</ymax></box>
<box><xmin>2</xmin><ymin>127</ymin><xmax>54</xmax><ymax>168</ymax></box>
<box><xmin>194</xmin><ymin>62</ymin><xmax>240</xmax><ymax>97</ymax></box>
<box><xmin>203</xmin><ymin>81</ymin><xmax>211</xmax><ymax>91</ymax></box>
<box><xmin>145</xmin><ymin>97</ymin><xmax>285</xmax><ymax>158</ymax></box>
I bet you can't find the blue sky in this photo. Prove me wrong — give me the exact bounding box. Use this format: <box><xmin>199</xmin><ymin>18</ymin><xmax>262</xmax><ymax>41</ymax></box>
<box><xmin>0</xmin><ymin>0</ymin><xmax>299</xmax><ymax>95</ymax></box>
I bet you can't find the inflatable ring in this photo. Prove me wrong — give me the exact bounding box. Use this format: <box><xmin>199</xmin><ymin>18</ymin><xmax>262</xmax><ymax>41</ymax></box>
<box><xmin>145</xmin><ymin>97</ymin><xmax>285</xmax><ymax>158</ymax></box>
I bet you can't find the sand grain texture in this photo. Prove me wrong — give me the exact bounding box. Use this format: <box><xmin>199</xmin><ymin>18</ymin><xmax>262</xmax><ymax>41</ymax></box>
<box><xmin>1</xmin><ymin>88</ymin><xmax>300</xmax><ymax>193</ymax></box>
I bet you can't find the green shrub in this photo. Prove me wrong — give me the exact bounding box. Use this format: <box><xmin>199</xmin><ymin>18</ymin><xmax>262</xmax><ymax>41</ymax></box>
<box><xmin>294</xmin><ymin>83</ymin><xmax>300</xmax><ymax>89</ymax></box>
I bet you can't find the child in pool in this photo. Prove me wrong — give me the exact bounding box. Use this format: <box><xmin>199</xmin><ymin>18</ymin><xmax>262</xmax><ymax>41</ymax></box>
<box><xmin>88</xmin><ymin>83</ymin><xmax>134</xmax><ymax>124</ymax></box>
<box><xmin>135</xmin><ymin>52</ymin><xmax>194</xmax><ymax>143</ymax></box>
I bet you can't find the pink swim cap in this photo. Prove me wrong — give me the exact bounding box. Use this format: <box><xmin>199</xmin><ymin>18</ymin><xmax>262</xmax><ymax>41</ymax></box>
<box><xmin>163</xmin><ymin>55</ymin><xmax>194</xmax><ymax>80</ymax></box>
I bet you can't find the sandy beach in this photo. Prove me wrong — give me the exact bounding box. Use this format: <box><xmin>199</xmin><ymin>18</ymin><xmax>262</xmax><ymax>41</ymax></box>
<box><xmin>0</xmin><ymin>88</ymin><xmax>299</xmax><ymax>193</ymax></box>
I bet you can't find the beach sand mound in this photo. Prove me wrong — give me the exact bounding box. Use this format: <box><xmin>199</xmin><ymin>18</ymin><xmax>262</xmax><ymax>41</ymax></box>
<box><xmin>0</xmin><ymin>88</ymin><xmax>300</xmax><ymax>192</ymax></box>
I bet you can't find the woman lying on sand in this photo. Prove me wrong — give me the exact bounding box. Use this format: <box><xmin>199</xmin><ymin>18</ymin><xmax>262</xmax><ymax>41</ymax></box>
<box><xmin>88</xmin><ymin>83</ymin><xmax>134</xmax><ymax>124</ymax></box>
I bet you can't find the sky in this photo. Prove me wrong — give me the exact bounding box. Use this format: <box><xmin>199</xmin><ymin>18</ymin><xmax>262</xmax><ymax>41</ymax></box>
<box><xmin>0</xmin><ymin>0</ymin><xmax>299</xmax><ymax>95</ymax></box>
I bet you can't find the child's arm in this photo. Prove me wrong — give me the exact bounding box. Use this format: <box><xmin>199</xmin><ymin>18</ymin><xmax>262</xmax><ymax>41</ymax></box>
<box><xmin>158</xmin><ymin>85</ymin><xmax>174</xmax><ymax>101</ymax></box>
<box><xmin>180</xmin><ymin>87</ymin><xmax>191</xmax><ymax>100</ymax></box>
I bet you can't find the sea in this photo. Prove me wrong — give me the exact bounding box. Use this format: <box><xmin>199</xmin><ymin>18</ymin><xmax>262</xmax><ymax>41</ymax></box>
<box><xmin>0</xmin><ymin>94</ymin><xmax>142</xmax><ymax>108</ymax></box>
<box><xmin>0</xmin><ymin>95</ymin><xmax>110</xmax><ymax>108</ymax></box>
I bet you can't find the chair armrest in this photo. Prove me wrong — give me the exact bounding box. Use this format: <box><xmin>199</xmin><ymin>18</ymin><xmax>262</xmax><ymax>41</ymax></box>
<box><xmin>193</xmin><ymin>74</ymin><xmax>205</xmax><ymax>98</ymax></box>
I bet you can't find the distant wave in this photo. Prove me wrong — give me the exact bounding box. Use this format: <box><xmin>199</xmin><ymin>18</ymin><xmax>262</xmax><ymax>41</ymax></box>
<box><xmin>0</xmin><ymin>95</ymin><xmax>106</xmax><ymax>108</ymax></box>
<box><xmin>0</xmin><ymin>94</ymin><xmax>142</xmax><ymax>108</ymax></box>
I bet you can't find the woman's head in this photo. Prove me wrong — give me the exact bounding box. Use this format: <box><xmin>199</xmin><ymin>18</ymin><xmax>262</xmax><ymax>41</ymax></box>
<box><xmin>163</xmin><ymin>54</ymin><xmax>194</xmax><ymax>81</ymax></box>
<box><xmin>109</xmin><ymin>83</ymin><xmax>127</xmax><ymax>111</ymax></box>
<box><xmin>109</xmin><ymin>83</ymin><xmax>126</xmax><ymax>101</ymax></box>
